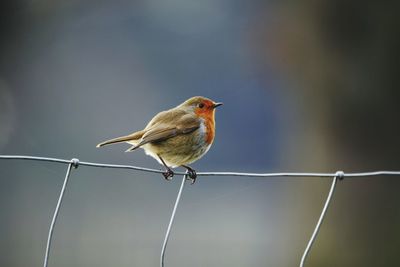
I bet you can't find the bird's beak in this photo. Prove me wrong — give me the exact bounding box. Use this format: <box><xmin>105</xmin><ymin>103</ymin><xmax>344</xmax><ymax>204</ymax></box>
<box><xmin>213</xmin><ymin>102</ymin><xmax>223</xmax><ymax>108</ymax></box>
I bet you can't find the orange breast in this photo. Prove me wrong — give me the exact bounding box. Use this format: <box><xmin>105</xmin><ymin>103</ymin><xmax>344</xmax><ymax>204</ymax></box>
<box><xmin>204</xmin><ymin>118</ymin><xmax>215</xmax><ymax>144</ymax></box>
<box><xmin>195</xmin><ymin>106</ymin><xmax>216</xmax><ymax>145</ymax></box>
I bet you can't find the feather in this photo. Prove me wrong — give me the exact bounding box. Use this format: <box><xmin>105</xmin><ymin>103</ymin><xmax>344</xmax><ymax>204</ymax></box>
<box><xmin>125</xmin><ymin>114</ymin><xmax>201</xmax><ymax>151</ymax></box>
<box><xmin>96</xmin><ymin>130</ymin><xmax>144</xmax><ymax>147</ymax></box>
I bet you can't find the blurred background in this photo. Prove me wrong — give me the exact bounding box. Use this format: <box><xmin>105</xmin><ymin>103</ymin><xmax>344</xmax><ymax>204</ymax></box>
<box><xmin>1</xmin><ymin>1</ymin><xmax>399</xmax><ymax>266</ymax></box>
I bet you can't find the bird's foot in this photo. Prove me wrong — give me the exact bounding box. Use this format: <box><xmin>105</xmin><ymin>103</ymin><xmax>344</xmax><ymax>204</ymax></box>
<box><xmin>182</xmin><ymin>165</ymin><xmax>197</xmax><ymax>184</ymax></box>
<box><xmin>162</xmin><ymin>168</ymin><xmax>174</xmax><ymax>181</ymax></box>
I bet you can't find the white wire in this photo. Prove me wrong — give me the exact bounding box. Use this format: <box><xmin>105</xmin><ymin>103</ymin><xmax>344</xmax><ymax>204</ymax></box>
<box><xmin>299</xmin><ymin>174</ymin><xmax>339</xmax><ymax>267</ymax></box>
<box><xmin>1</xmin><ymin>155</ymin><xmax>399</xmax><ymax>178</ymax></box>
<box><xmin>1</xmin><ymin>154</ymin><xmax>400</xmax><ymax>267</ymax></box>
<box><xmin>43</xmin><ymin>161</ymin><xmax>75</xmax><ymax>267</ymax></box>
<box><xmin>160</xmin><ymin>174</ymin><xmax>187</xmax><ymax>267</ymax></box>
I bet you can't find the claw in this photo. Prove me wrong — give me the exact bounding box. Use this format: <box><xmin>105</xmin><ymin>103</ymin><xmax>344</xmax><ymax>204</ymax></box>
<box><xmin>188</xmin><ymin>169</ymin><xmax>196</xmax><ymax>178</ymax></box>
<box><xmin>189</xmin><ymin>176</ymin><xmax>196</xmax><ymax>184</ymax></box>
<box><xmin>162</xmin><ymin>168</ymin><xmax>174</xmax><ymax>180</ymax></box>
<box><xmin>158</xmin><ymin>155</ymin><xmax>174</xmax><ymax>181</ymax></box>
<box><xmin>182</xmin><ymin>165</ymin><xmax>197</xmax><ymax>184</ymax></box>
<box><xmin>188</xmin><ymin>169</ymin><xmax>197</xmax><ymax>184</ymax></box>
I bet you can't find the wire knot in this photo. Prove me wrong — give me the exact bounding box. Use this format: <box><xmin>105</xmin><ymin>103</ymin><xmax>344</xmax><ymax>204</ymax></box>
<box><xmin>70</xmin><ymin>158</ymin><xmax>80</xmax><ymax>169</ymax></box>
<box><xmin>335</xmin><ymin>170</ymin><xmax>344</xmax><ymax>180</ymax></box>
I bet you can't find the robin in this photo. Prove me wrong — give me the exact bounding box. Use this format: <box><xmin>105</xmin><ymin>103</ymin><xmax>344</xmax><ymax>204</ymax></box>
<box><xmin>96</xmin><ymin>96</ymin><xmax>222</xmax><ymax>183</ymax></box>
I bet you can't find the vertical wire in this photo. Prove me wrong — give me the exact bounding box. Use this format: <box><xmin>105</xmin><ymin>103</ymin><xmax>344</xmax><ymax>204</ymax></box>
<box><xmin>160</xmin><ymin>174</ymin><xmax>187</xmax><ymax>267</ymax></box>
<box><xmin>299</xmin><ymin>175</ymin><xmax>339</xmax><ymax>267</ymax></box>
<box><xmin>43</xmin><ymin>162</ymin><xmax>74</xmax><ymax>267</ymax></box>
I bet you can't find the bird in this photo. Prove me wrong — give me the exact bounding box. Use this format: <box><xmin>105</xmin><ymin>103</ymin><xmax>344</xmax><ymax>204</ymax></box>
<box><xmin>96</xmin><ymin>96</ymin><xmax>222</xmax><ymax>183</ymax></box>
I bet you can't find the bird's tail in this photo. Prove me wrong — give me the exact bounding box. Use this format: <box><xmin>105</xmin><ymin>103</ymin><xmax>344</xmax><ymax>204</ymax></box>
<box><xmin>96</xmin><ymin>130</ymin><xmax>144</xmax><ymax>148</ymax></box>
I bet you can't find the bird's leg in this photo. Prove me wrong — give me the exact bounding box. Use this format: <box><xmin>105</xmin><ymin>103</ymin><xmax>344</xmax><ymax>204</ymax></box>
<box><xmin>158</xmin><ymin>155</ymin><xmax>174</xmax><ymax>180</ymax></box>
<box><xmin>181</xmin><ymin>165</ymin><xmax>197</xmax><ymax>184</ymax></box>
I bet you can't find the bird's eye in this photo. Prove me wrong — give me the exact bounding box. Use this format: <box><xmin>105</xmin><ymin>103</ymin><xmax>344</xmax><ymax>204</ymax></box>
<box><xmin>198</xmin><ymin>103</ymin><xmax>205</xmax><ymax>108</ymax></box>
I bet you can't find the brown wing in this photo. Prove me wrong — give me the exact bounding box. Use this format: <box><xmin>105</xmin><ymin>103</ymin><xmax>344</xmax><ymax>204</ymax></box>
<box><xmin>144</xmin><ymin>108</ymin><xmax>187</xmax><ymax>129</ymax></box>
<box><xmin>125</xmin><ymin>114</ymin><xmax>200</xmax><ymax>152</ymax></box>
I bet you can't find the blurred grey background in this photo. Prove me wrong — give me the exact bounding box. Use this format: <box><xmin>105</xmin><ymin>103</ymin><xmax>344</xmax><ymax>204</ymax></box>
<box><xmin>1</xmin><ymin>1</ymin><xmax>400</xmax><ymax>266</ymax></box>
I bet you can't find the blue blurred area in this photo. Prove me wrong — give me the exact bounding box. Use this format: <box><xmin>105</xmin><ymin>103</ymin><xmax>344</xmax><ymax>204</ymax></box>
<box><xmin>1</xmin><ymin>1</ymin><xmax>399</xmax><ymax>267</ymax></box>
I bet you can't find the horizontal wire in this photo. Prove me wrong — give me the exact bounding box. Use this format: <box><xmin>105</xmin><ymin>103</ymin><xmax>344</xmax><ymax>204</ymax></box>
<box><xmin>1</xmin><ymin>155</ymin><xmax>400</xmax><ymax>178</ymax></box>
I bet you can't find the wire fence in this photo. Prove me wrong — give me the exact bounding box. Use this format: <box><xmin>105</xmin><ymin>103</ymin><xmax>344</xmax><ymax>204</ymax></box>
<box><xmin>1</xmin><ymin>154</ymin><xmax>399</xmax><ymax>267</ymax></box>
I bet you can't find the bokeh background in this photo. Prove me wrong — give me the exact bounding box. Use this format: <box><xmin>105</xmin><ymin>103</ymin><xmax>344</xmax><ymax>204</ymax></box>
<box><xmin>1</xmin><ymin>1</ymin><xmax>399</xmax><ymax>266</ymax></box>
